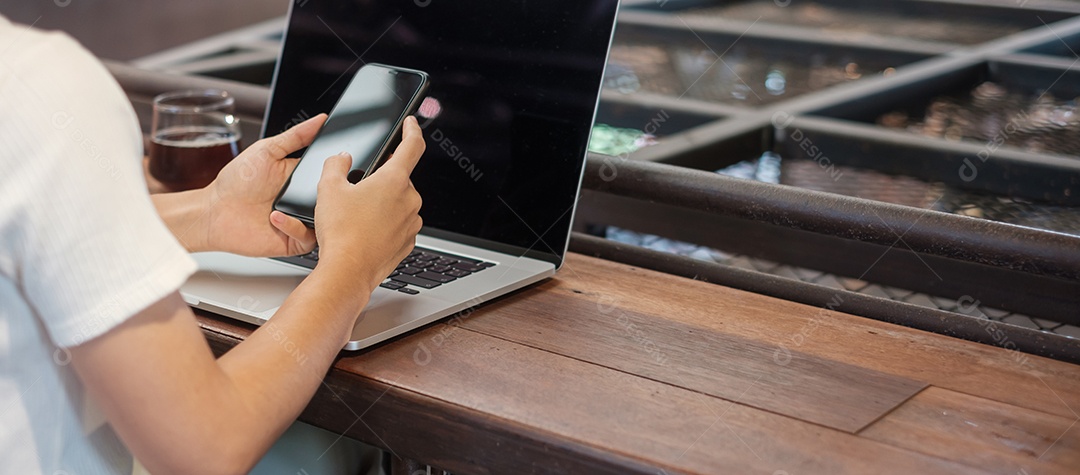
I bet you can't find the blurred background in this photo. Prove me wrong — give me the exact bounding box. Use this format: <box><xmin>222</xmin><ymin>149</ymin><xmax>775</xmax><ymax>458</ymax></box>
<box><xmin>0</xmin><ymin>0</ymin><xmax>286</xmax><ymax>60</ymax></box>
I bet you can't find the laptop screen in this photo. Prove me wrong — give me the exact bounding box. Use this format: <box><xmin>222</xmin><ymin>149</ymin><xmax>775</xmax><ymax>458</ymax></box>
<box><xmin>263</xmin><ymin>1</ymin><xmax>620</xmax><ymax>266</ymax></box>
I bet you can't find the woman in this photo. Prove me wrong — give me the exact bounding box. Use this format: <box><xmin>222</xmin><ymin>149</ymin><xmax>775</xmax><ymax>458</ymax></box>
<box><xmin>0</xmin><ymin>16</ymin><xmax>423</xmax><ymax>474</ymax></box>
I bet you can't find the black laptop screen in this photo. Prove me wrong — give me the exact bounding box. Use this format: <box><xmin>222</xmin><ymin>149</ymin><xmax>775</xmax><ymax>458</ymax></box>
<box><xmin>263</xmin><ymin>1</ymin><xmax>620</xmax><ymax>266</ymax></box>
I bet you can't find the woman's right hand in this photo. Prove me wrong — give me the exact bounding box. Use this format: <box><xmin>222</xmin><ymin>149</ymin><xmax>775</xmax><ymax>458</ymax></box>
<box><xmin>314</xmin><ymin>116</ymin><xmax>426</xmax><ymax>293</ymax></box>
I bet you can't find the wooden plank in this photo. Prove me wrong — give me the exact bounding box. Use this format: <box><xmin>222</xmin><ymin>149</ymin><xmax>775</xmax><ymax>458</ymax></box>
<box><xmin>861</xmin><ymin>387</ymin><xmax>1080</xmax><ymax>475</ymax></box>
<box><xmin>487</xmin><ymin>254</ymin><xmax>1080</xmax><ymax>421</ymax></box>
<box><xmin>196</xmin><ymin>312</ymin><xmax>968</xmax><ymax>474</ymax></box>
<box><xmin>457</xmin><ymin>271</ymin><xmax>926</xmax><ymax>433</ymax></box>
<box><xmin>334</xmin><ymin>322</ymin><xmax>979</xmax><ymax>475</ymax></box>
<box><xmin>195</xmin><ymin>312</ymin><xmax>981</xmax><ymax>474</ymax></box>
<box><xmin>195</xmin><ymin>312</ymin><xmax>666</xmax><ymax>475</ymax></box>
<box><xmin>190</xmin><ymin>250</ymin><xmax>1080</xmax><ymax>472</ymax></box>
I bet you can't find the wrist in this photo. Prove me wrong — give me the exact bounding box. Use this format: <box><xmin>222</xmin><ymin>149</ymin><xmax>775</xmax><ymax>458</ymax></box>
<box><xmin>317</xmin><ymin>250</ymin><xmax>383</xmax><ymax>293</ymax></box>
<box><xmin>152</xmin><ymin>186</ymin><xmax>213</xmax><ymax>253</ymax></box>
<box><xmin>307</xmin><ymin>260</ymin><xmax>375</xmax><ymax>318</ymax></box>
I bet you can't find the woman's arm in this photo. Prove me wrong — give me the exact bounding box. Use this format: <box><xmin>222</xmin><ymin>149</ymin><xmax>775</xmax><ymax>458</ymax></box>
<box><xmin>71</xmin><ymin>118</ymin><xmax>425</xmax><ymax>475</ymax></box>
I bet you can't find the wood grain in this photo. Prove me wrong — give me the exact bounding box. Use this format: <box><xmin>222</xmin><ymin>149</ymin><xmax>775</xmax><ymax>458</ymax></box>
<box><xmin>188</xmin><ymin>250</ymin><xmax>1080</xmax><ymax>474</ymax></box>
<box><xmin>515</xmin><ymin>254</ymin><xmax>1080</xmax><ymax>420</ymax></box>
<box><xmin>195</xmin><ymin>313</ymin><xmax>665</xmax><ymax>475</ymax></box>
<box><xmin>458</xmin><ymin>274</ymin><xmax>925</xmax><ymax>433</ymax></box>
<box><xmin>861</xmin><ymin>387</ymin><xmax>1080</xmax><ymax>475</ymax></box>
<box><xmin>336</xmin><ymin>323</ymin><xmax>978</xmax><ymax>475</ymax></box>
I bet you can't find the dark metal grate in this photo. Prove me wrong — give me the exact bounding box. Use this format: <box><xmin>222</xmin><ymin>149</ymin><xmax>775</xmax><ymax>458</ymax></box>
<box><xmin>600</xmin><ymin>144</ymin><xmax>1080</xmax><ymax>338</ymax></box>
<box><xmin>933</xmin><ymin>190</ymin><xmax>1080</xmax><ymax>237</ymax></box>
<box><xmin>877</xmin><ymin>81</ymin><xmax>1080</xmax><ymax>158</ymax></box>
<box><xmin>606</xmin><ymin>226</ymin><xmax>1080</xmax><ymax>339</ymax></box>
<box><xmin>683</xmin><ymin>1</ymin><xmax>1026</xmax><ymax>45</ymax></box>
<box><xmin>780</xmin><ymin>159</ymin><xmax>1080</xmax><ymax>237</ymax></box>
<box><xmin>602</xmin><ymin>30</ymin><xmax>903</xmax><ymax>107</ymax></box>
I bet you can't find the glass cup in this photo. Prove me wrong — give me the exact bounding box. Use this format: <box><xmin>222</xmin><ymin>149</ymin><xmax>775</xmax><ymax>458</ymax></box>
<box><xmin>148</xmin><ymin>89</ymin><xmax>241</xmax><ymax>191</ymax></box>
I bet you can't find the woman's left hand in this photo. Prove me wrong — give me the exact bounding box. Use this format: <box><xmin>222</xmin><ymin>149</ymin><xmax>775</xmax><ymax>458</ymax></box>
<box><xmin>201</xmin><ymin>114</ymin><xmax>327</xmax><ymax>257</ymax></box>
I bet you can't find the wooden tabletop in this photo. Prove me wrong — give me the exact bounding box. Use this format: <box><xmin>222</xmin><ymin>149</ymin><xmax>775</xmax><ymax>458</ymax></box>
<box><xmin>194</xmin><ymin>253</ymin><xmax>1080</xmax><ymax>474</ymax></box>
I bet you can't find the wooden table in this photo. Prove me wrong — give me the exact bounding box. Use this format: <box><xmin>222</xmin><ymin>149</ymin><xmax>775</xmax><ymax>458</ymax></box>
<box><xmin>193</xmin><ymin>253</ymin><xmax>1080</xmax><ymax>474</ymax></box>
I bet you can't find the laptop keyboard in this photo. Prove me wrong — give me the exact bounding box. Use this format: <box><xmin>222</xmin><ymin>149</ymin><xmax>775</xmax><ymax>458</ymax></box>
<box><xmin>298</xmin><ymin>247</ymin><xmax>496</xmax><ymax>295</ymax></box>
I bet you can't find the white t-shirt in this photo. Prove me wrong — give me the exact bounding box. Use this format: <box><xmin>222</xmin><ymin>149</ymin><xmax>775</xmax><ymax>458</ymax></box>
<box><xmin>0</xmin><ymin>17</ymin><xmax>196</xmax><ymax>474</ymax></box>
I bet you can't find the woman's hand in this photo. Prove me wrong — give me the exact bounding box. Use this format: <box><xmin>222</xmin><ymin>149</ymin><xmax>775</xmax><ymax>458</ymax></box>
<box><xmin>313</xmin><ymin>116</ymin><xmax>426</xmax><ymax>294</ymax></box>
<box><xmin>200</xmin><ymin>114</ymin><xmax>328</xmax><ymax>257</ymax></box>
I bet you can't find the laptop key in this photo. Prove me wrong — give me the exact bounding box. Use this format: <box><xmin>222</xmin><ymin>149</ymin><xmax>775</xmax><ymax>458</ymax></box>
<box><xmin>395</xmin><ymin>246</ymin><xmax>494</xmax><ymax>284</ymax></box>
<box><xmin>452</xmin><ymin>262</ymin><xmax>485</xmax><ymax>272</ymax></box>
<box><xmin>447</xmin><ymin>254</ymin><xmax>481</xmax><ymax>264</ymax></box>
<box><xmin>380</xmin><ymin>281</ymin><xmax>406</xmax><ymax>290</ymax></box>
<box><xmin>398</xmin><ymin>288</ymin><xmax>420</xmax><ymax>295</ymax></box>
<box><xmin>391</xmin><ymin>275</ymin><xmax>441</xmax><ymax>289</ymax></box>
<box><xmin>446</xmin><ymin>269</ymin><xmax>471</xmax><ymax>278</ymax></box>
<box><xmin>417</xmin><ymin>271</ymin><xmax>455</xmax><ymax>283</ymax></box>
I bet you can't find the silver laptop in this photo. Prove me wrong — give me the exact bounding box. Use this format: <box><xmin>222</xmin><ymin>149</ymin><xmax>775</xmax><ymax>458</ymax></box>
<box><xmin>181</xmin><ymin>0</ymin><xmax>621</xmax><ymax>350</ymax></box>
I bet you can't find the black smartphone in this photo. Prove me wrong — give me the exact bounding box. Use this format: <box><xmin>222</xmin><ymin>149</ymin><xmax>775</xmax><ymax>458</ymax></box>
<box><xmin>274</xmin><ymin>63</ymin><xmax>430</xmax><ymax>226</ymax></box>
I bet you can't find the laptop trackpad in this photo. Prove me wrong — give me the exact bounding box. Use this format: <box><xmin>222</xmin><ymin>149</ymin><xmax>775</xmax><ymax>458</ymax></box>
<box><xmin>182</xmin><ymin>252</ymin><xmax>309</xmax><ymax>316</ymax></box>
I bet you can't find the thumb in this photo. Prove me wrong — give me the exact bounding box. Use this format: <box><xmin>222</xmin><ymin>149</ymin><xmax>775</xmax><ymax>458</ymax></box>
<box><xmin>270</xmin><ymin>211</ymin><xmax>317</xmax><ymax>254</ymax></box>
<box><xmin>318</xmin><ymin>152</ymin><xmax>352</xmax><ymax>191</ymax></box>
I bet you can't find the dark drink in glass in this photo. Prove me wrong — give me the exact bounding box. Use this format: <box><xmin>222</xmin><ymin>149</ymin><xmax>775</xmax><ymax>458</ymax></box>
<box><xmin>148</xmin><ymin>89</ymin><xmax>241</xmax><ymax>191</ymax></box>
<box><xmin>149</xmin><ymin>127</ymin><xmax>240</xmax><ymax>191</ymax></box>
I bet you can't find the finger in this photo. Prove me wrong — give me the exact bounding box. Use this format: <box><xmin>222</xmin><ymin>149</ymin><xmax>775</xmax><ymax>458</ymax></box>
<box><xmin>261</xmin><ymin>113</ymin><xmax>328</xmax><ymax>159</ymax></box>
<box><xmin>283</xmin><ymin>155</ymin><xmax>301</xmax><ymax>175</ymax></box>
<box><xmin>381</xmin><ymin>116</ymin><xmax>426</xmax><ymax>174</ymax></box>
<box><xmin>270</xmin><ymin>211</ymin><xmax>317</xmax><ymax>253</ymax></box>
<box><xmin>318</xmin><ymin>152</ymin><xmax>352</xmax><ymax>190</ymax></box>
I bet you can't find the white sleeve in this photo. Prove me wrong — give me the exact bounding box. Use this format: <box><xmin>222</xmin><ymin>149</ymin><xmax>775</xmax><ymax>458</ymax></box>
<box><xmin>0</xmin><ymin>28</ymin><xmax>196</xmax><ymax>348</ymax></box>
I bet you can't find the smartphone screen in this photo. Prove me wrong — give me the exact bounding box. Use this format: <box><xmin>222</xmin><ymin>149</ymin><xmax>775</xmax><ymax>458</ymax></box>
<box><xmin>274</xmin><ymin>64</ymin><xmax>429</xmax><ymax>224</ymax></box>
